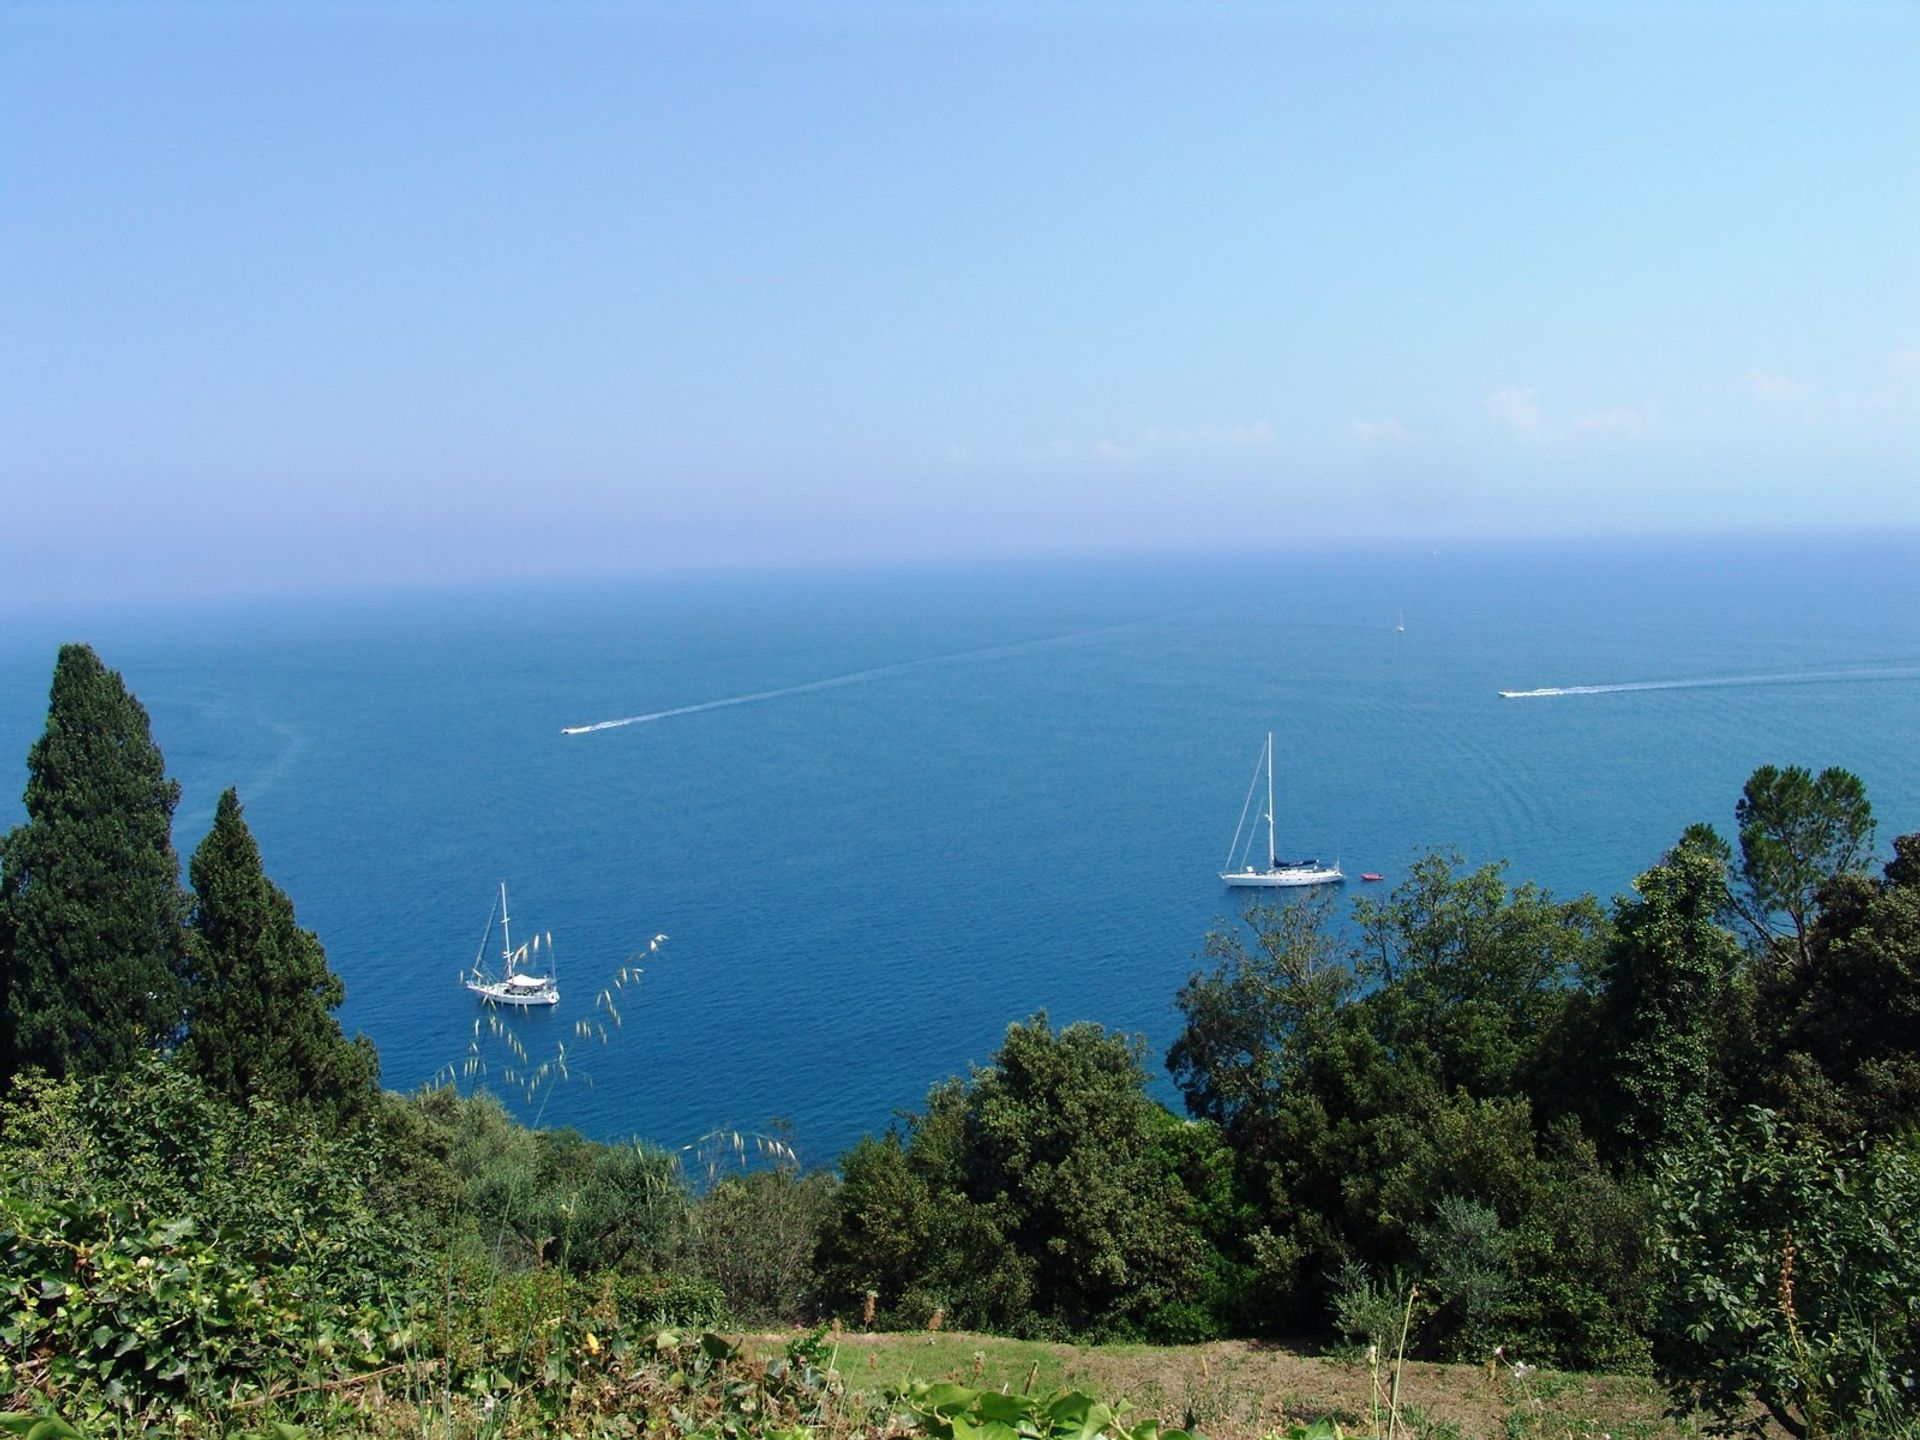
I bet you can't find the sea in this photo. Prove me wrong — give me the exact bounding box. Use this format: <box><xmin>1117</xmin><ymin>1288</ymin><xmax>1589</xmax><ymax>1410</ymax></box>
<box><xmin>3</xmin><ymin>535</ymin><xmax>1917</xmax><ymax>1167</ymax></box>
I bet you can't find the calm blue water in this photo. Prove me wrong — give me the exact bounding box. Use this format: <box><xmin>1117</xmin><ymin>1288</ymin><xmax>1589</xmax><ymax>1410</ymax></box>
<box><xmin>4</xmin><ymin>537</ymin><xmax>1918</xmax><ymax>1164</ymax></box>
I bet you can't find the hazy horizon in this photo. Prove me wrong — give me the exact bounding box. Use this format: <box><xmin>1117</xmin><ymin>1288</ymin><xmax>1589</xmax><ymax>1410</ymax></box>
<box><xmin>6</xmin><ymin>2</ymin><xmax>1917</xmax><ymax>616</ymax></box>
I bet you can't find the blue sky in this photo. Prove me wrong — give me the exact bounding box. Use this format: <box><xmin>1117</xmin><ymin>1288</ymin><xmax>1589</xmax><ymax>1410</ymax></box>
<box><xmin>4</xmin><ymin>2</ymin><xmax>1917</xmax><ymax>609</ymax></box>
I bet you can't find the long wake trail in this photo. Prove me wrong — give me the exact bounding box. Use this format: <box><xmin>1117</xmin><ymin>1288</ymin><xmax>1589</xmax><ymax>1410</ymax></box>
<box><xmin>562</xmin><ymin>620</ymin><xmax>1145</xmax><ymax>735</ymax></box>
<box><xmin>1498</xmin><ymin>664</ymin><xmax>1920</xmax><ymax>700</ymax></box>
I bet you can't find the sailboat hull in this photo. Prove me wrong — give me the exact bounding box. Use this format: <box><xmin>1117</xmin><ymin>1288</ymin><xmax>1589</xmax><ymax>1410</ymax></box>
<box><xmin>466</xmin><ymin>977</ymin><xmax>559</xmax><ymax>1006</ymax></box>
<box><xmin>1221</xmin><ymin>865</ymin><xmax>1345</xmax><ymax>888</ymax></box>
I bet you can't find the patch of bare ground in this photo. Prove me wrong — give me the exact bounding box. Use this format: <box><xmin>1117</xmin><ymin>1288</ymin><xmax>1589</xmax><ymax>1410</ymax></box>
<box><xmin>754</xmin><ymin>1331</ymin><xmax>1707</xmax><ymax>1440</ymax></box>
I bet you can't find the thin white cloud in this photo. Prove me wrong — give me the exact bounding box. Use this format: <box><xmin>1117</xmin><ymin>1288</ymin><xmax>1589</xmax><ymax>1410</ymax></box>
<box><xmin>1140</xmin><ymin>421</ymin><xmax>1276</xmax><ymax>450</ymax></box>
<box><xmin>1486</xmin><ymin>387</ymin><xmax>1547</xmax><ymax>433</ymax></box>
<box><xmin>1347</xmin><ymin>418</ymin><xmax>1408</xmax><ymax>442</ymax></box>
<box><xmin>1890</xmin><ymin>348</ymin><xmax>1920</xmax><ymax>373</ymax></box>
<box><xmin>1747</xmin><ymin>369</ymin><xmax>1804</xmax><ymax>398</ymax></box>
<box><xmin>1073</xmin><ymin>421</ymin><xmax>1280</xmax><ymax>465</ymax></box>
<box><xmin>1572</xmin><ymin>407</ymin><xmax>1646</xmax><ymax>435</ymax></box>
<box><xmin>1002</xmin><ymin>421</ymin><xmax>1280</xmax><ymax>469</ymax></box>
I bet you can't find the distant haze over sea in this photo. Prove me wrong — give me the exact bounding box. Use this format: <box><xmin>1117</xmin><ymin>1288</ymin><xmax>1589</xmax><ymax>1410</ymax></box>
<box><xmin>3</xmin><ymin>536</ymin><xmax>1916</xmax><ymax>1162</ymax></box>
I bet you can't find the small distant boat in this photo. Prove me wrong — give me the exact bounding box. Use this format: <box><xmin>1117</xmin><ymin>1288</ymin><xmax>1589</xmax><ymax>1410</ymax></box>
<box><xmin>464</xmin><ymin>882</ymin><xmax>559</xmax><ymax>1007</ymax></box>
<box><xmin>1395</xmin><ymin>612</ymin><xmax>1405</xmax><ymax>634</ymax></box>
<box><xmin>1361</xmin><ymin>872</ymin><xmax>1385</xmax><ymax>882</ymax></box>
<box><xmin>1220</xmin><ymin>733</ymin><xmax>1344</xmax><ymax>889</ymax></box>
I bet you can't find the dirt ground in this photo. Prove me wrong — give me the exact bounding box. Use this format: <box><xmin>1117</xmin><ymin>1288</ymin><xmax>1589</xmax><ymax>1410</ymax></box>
<box><xmin>751</xmin><ymin>1330</ymin><xmax>1706</xmax><ymax>1440</ymax></box>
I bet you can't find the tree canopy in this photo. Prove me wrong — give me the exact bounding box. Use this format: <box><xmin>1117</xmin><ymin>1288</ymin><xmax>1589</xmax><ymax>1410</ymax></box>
<box><xmin>813</xmin><ymin>1015</ymin><xmax>1223</xmax><ymax>1339</ymax></box>
<box><xmin>183</xmin><ymin>787</ymin><xmax>378</xmax><ymax>1130</ymax></box>
<box><xmin>1592</xmin><ymin>825</ymin><xmax>1747</xmax><ymax>1158</ymax></box>
<box><xmin>0</xmin><ymin>643</ymin><xmax>190</xmax><ymax>1084</ymax></box>
<box><xmin>1735</xmin><ymin>764</ymin><xmax>1874</xmax><ymax>964</ymax></box>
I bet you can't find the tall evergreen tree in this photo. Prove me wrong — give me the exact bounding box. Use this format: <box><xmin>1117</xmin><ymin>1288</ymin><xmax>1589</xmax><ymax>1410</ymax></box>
<box><xmin>184</xmin><ymin>787</ymin><xmax>378</xmax><ymax>1130</ymax></box>
<box><xmin>1593</xmin><ymin>826</ymin><xmax>1746</xmax><ymax>1159</ymax></box>
<box><xmin>0</xmin><ymin>644</ymin><xmax>190</xmax><ymax>1084</ymax></box>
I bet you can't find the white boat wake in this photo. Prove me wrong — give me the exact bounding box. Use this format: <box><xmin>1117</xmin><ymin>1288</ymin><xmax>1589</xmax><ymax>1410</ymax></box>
<box><xmin>562</xmin><ymin>621</ymin><xmax>1144</xmax><ymax>735</ymax></box>
<box><xmin>1498</xmin><ymin>665</ymin><xmax>1920</xmax><ymax>700</ymax></box>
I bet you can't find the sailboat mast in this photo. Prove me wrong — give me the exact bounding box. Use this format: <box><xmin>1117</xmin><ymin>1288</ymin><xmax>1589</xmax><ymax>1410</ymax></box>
<box><xmin>499</xmin><ymin>881</ymin><xmax>513</xmax><ymax>975</ymax></box>
<box><xmin>1265</xmin><ymin>731</ymin><xmax>1276</xmax><ymax>867</ymax></box>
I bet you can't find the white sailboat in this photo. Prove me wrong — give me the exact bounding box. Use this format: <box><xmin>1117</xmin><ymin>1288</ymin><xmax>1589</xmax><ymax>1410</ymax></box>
<box><xmin>464</xmin><ymin>882</ymin><xmax>560</xmax><ymax>1007</ymax></box>
<box><xmin>1220</xmin><ymin>733</ymin><xmax>1344</xmax><ymax>889</ymax></box>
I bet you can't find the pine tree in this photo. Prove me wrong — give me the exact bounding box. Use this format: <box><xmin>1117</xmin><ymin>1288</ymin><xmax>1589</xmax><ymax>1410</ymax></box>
<box><xmin>184</xmin><ymin>787</ymin><xmax>378</xmax><ymax>1130</ymax></box>
<box><xmin>0</xmin><ymin>643</ymin><xmax>190</xmax><ymax>1083</ymax></box>
<box><xmin>1735</xmin><ymin>764</ymin><xmax>1875</xmax><ymax>967</ymax></box>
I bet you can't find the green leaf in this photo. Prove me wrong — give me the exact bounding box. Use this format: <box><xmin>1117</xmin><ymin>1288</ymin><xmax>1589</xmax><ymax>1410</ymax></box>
<box><xmin>1044</xmin><ymin>1392</ymin><xmax>1099</xmax><ymax>1429</ymax></box>
<box><xmin>970</xmin><ymin>1393</ymin><xmax>1034</xmax><ymax>1425</ymax></box>
<box><xmin>914</xmin><ymin>1382</ymin><xmax>982</xmax><ymax>1415</ymax></box>
<box><xmin>0</xmin><ymin>1417</ymin><xmax>84</xmax><ymax>1440</ymax></box>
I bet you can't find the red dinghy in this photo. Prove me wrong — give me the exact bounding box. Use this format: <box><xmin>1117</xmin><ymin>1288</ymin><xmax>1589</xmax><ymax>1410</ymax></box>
<box><xmin>1360</xmin><ymin>872</ymin><xmax>1385</xmax><ymax>882</ymax></box>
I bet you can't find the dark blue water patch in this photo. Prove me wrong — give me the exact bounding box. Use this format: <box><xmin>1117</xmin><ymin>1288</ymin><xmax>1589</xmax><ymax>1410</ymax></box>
<box><xmin>2</xmin><ymin>535</ymin><xmax>1918</xmax><ymax>1166</ymax></box>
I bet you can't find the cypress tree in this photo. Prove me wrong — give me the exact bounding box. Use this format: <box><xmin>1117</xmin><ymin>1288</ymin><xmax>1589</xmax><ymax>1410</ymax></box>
<box><xmin>0</xmin><ymin>643</ymin><xmax>190</xmax><ymax>1084</ymax></box>
<box><xmin>184</xmin><ymin>787</ymin><xmax>378</xmax><ymax>1130</ymax></box>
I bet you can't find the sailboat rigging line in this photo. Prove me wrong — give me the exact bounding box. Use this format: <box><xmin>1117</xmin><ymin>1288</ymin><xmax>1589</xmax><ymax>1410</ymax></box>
<box><xmin>1225</xmin><ymin>743</ymin><xmax>1264</xmax><ymax>872</ymax></box>
<box><xmin>471</xmin><ymin>890</ymin><xmax>500</xmax><ymax>976</ymax></box>
<box><xmin>560</xmin><ymin>618</ymin><xmax>1153</xmax><ymax>736</ymax></box>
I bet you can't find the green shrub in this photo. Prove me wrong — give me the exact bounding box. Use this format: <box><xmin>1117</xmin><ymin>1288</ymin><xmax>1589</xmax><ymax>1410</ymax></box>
<box><xmin>1139</xmin><ymin>1298</ymin><xmax>1220</xmax><ymax>1345</ymax></box>
<box><xmin>0</xmin><ymin>1189</ymin><xmax>412</xmax><ymax>1428</ymax></box>
<box><xmin>610</xmin><ymin>1271</ymin><xmax>731</xmax><ymax>1329</ymax></box>
<box><xmin>1656</xmin><ymin>1108</ymin><xmax>1920</xmax><ymax>1436</ymax></box>
<box><xmin>1509</xmin><ymin>1128</ymin><xmax>1655</xmax><ymax>1373</ymax></box>
<box><xmin>814</xmin><ymin>1016</ymin><xmax>1218</xmax><ymax>1338</ymax></box>
<box><xmin>1414</xmin><ymin>1195</ymin><xmax>1513</xmax><ymax>1360</ymax></box>
<box><xmin>1329</xmin><ymin>1259</ymin><xmax>1423</xmax><ymax>1358</ymax></box>
<box><xmin>0</xmin><ymin>1058</ymin><xmax>425</xmax><ymax>1428</ymax></box>
<box><xmin>692</xmin><ymin>1167</ymin><xmax>837</xmax><ymax>1324</ymax></box>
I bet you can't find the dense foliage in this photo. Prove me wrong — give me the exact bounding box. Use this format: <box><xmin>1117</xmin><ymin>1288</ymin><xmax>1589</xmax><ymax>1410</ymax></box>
<box><xmin>185</xmin><ymin>788</ymin><xmax>380</xmax><ymax>1130</ymax></box>
<box><xmin>0</xmin><ymin>1063</ymin><xmax>420</xmax><ymax>1428</ymax></box>
<box><xmin>813</xmin><ymin>1018</ymin><xmax>1235</xmax><ymax>1340</ymax></box>
<box><xmin>1655</xmin><ymin>1109</ymin><xmax>1920</xmax><ymax>1438</ymax></box>
<box><xmin>1163</xmin><ymin>857</ymin><xmax>1655</xmax><ymax>1369</ymax></box>
<box><xmin>1154</xmin><ymin>810</ymin><xmax>1920</xmax><ymax>1431</ymax></box>
<box><xmin>0</xmin><ymin>644</ymin><xmax>190</xmax><ymax>1084</ymax></box>
<box><xmin>5</xmin><ymin>640</ymin><xmax>1920</xmax><ymax>1436</ymax></box>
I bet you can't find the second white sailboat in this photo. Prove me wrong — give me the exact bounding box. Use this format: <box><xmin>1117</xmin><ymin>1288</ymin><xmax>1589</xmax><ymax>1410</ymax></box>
<box><xmin>1220</xmin><ymin>732</ymin><xmax>1344</xmax><ymax>889</ymax></box>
